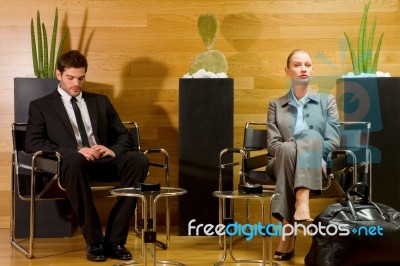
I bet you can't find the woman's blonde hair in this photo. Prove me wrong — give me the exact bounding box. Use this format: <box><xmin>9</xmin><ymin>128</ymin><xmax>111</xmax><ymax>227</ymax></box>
<box><xmin>286</xmin><ymin>49</ymin><xmax>311</xmax><ymax>68</ymax></box>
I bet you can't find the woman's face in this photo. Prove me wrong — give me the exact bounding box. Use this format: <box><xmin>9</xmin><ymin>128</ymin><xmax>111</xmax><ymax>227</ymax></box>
<box><xmin>285</xmin><ymin>51</ymin><xmax>313</xmax><ymax>82</ymax></box>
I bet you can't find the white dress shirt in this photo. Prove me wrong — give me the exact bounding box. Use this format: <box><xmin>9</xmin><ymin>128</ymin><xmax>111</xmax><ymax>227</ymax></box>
<box><xmin>58</xmin><ymin>87</ymin><xmax>97</xmax><ymax>148</ymax></box>
<box><xmin>291</xmin><ymin>88</ymin><xmax>310</xmax><ymax>134</ymax></box>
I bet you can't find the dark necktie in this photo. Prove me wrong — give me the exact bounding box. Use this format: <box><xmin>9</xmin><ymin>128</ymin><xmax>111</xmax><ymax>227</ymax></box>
<box><xmin>70</xmin><ymin>97</ymin><xmax>90</xmax><ymax>147</ymax></box>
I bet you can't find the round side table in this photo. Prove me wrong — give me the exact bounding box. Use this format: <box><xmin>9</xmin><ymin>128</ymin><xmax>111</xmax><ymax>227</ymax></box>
<box><xmin>111</xmin><ymin>187</ymin><xmax>187</xmax><ymax>266</ymax></box>
<box><xmin>212</xmin><ymin>190</ymin><xmax>279</xmax><ymax>266</ymax></box>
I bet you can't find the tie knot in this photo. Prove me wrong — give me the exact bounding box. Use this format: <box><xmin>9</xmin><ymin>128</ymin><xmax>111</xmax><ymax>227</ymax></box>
<box><xmin>71</xmin><ymin>97</ymin><xmax>77</xmax><ymax>103</ymax></box>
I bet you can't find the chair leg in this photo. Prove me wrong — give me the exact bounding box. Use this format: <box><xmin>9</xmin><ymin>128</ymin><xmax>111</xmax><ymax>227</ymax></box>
<box><xmin>164</xmin><ymin>157</ymin><xmax>171</xmax><ymax>248</ymax></box>
<box><xmin>10</xmin><ymin>198</ymin><xmax>35</xmax><ymax>258</ymax></box>
<box><xmin>269</xmin><ymin>193</ymin><xmax>280</xmax><ymax>266</ymax></box>
<box><xmin>10</xmin><ymin>154</ymin><xmax>34</xmax><ymax>258</ymax></box>
<box><xmin>134</xmin><ymin>199</ymin><xmax>168</xmax><ymax>250</ymax></box>
<box><xmin>143</xmin><ymin>149</ymin><xmax>171</xmax><ymax>249</ymax></box>
<box><xmin>27</xmin><ymin>194</ymin><xmax>35</xmax><ymax>258</ymax></box>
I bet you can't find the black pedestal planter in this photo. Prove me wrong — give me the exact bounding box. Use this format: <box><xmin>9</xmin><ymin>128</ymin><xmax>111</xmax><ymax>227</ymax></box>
<box><xmin>337</xmin><ymin>77</ymin><xmax>400</xmax><ymax>211</ymax></box>
<box><xmin>13</xmin><ymin>78</ymin><xmax>77</xmax><ymax>238</ymax></box>
<box><xmin>178</xmin><ymin>78</ymin><xmax>233</xmax><ymax>236</ymax></box>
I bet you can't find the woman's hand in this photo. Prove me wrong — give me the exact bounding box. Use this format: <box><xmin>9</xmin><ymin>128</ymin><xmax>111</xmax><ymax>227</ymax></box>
<box><xmin>322</xmin><ymin>158</ymin><xmax>327</xmax><ymax>177</ymax></box>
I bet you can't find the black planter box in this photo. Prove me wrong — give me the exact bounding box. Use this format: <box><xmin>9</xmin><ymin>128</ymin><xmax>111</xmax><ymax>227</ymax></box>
<box><xmin>13</xmin><ymin>78</ymin><xmax>77</xmax><ymax>238</ymax></box>
<box><xmin>178</xmin><ymin>78</ymin><xmax>234</xmax><ymax>235</ymax></box>
<box><xmin>337</xmin><ymin>77</ymin><xmax>400</xmax><ymax>211</ymax></box>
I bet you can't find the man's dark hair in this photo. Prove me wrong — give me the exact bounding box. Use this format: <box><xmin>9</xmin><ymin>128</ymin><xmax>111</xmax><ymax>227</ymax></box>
<box><xmin>56</xmin><ymin>50</ymin><xmax>88</xmax><ymax>73</ymax></box>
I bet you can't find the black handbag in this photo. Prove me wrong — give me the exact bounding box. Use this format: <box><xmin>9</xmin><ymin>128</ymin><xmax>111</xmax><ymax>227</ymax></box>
<box><xmin>305</xmin><ymin>182</ymin><xmax>400</xmax><ymax>266</ymax></box>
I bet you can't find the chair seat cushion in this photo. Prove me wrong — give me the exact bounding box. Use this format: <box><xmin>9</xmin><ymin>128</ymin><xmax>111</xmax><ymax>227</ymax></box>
<box><xmin>245</xmin><ymin>170</ymin><xmax>276</xmax><ymax>191</ymax></box>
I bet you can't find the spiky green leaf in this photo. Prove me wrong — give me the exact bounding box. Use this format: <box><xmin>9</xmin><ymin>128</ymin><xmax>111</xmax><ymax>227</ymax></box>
<box><xmin>54</xmin><ymin>28</ymin><xmax>69</xmax><ymax>77</ymax></box>
<box><xmin>344</xmin><ymin>32</ymin><xmax>360</xmax><ymax>75</ymax></box>
<box><xmin>42</xmin><ymin>24</ymin><xmax>49</xmax><ymax>77</ymax></box>
<box><xmin>365</xmin><ymin>17</ymin><xmax>377</xmax><ymax>73</ymax></box>
<box><xmin>30</xmin><ymin>8</ymin><xmax>68</xmax><ymax>78</ymax></box>
<box><xmin>358</xmin><ymin>1</ymin><xmax>370</xmax><ymax>73</ymax></box>
<box><xmin>30</xmin><ymin>19</ymin><xmax>39</xmax><ymax>77</ymax></box>
<box><xmin>49</xmin><ymin>8</ymin><xmax>58</xmax><ymax>78</ymax></box>
<box><xmin>372</xmin><ymin>32</ymin><xmax>384</xmax><ymax>72</ymax></box>
<box><xmin>36</xmin><ymin>11</ymin><xmax>44</xmax><ymax>78</ymax></box>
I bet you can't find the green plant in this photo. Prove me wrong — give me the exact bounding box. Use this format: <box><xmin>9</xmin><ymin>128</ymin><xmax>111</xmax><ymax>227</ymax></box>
<box><xmin>189</xmin><ymin>13</ymin><xmax>228</xmax><ymax>75</ymax></box>
<box><xmin>344</xmin><ymin>0</ymin><xmax>384</xmax><ymax>75</ymax></box>
<box><xmin>31</xmin><ymin>8</ymin><xmax>69</xmax><ymax>78</ymax></box>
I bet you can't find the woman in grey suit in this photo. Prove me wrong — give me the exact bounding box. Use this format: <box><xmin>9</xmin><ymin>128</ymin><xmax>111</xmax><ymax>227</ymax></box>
<box><xmin>266</xmin><ymin>49</ymin><xmax>340</xmax><ymax>260</ymax></box>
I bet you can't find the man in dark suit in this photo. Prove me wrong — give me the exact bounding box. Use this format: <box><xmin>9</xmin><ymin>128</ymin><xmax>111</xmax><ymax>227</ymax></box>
<box><xmin>25</xmin><ymin>50</ymin><xmax>149</xmax><ymax>262</ymax></box>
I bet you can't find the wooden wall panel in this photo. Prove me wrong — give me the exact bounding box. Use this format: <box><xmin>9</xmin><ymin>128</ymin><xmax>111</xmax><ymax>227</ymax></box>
<box><xmin>1</xmin><ymin>0</ymin><xmax>400</xmax><ymax>228</ymax></box>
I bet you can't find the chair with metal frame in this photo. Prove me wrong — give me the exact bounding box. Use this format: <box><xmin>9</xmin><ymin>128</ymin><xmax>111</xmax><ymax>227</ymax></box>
<box><xmin>214</xmin><ymin>120</ymin><xmax>367</xmax><ymax>265</ymax></box>
<box><xmin>123</xmin><ymin>121</ymin><xmax>171</xmax><ymax>250</ymax></box>
<box><xmin>214</xmin><ymin>121</ymin><xmax>276</xmax><ymax>266</ymax></box>
<box><xmin>11</xmin><ymin>122</ymin><xmax>69</xmax><ymax>259</ymax></box>
<box><xmin>10</xmin><ymin>121</ymin><xmax>171</xmax><ymax>258</ymax></box>
<box><xmin>327</xmin><ymin>121</ymin><xmax>372</xmax><ymax>198</ymax></box>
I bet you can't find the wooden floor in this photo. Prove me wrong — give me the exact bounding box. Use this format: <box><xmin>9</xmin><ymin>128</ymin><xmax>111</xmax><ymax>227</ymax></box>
<box><xmin>1</xmin><ymin>226</ymin><xmax>316</xmax><ymax>266</ymax></box>
<box><xmin>1</xmin><ymin>196</ymin><xmax>340</xmax><ymax>265</ymax></box>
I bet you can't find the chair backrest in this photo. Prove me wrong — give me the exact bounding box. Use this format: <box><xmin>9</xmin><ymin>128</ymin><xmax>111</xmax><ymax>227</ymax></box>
<box><xmin>339</xmin><ymin>121</ymin><xmax>370</xmax><ymax>149</ymax></box>
<box><xmin>243</xmin><ymin>121</ymin><xmax>268</xmax><ymax>150</ymax></box>
<box><xmin>12</xmin><ymin>123</ymin><xmax>36</xmax><ymax>168</ymax></box>
<box><xmin>123</xmin><ymin>121</ymin><xmax>141</xmax><ymax>151</ymax></box>
<box><xmin>241</xmin><ymin>122</ymin><xmax>274</xmax><ymax>188</ymax></box>
<box><xmin>12</xmin><ymin>122</ymin><xmax>66</xmax><ymax>199</ymax></box>
<box><xmin>12</xmin><ymin>123</ymin><xmax>27</xmax><ymax>153</ymax></box>
<box><xmin>339</xmin><ymin>121</ymin><xmax>371</xmax><ymax>164</ymax></box>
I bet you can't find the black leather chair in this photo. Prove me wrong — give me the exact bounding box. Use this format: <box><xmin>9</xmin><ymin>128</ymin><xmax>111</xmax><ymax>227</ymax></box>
<box><xmin>215</xmin><ymin>121</ymin><xmax>275</xmax><ymax>265</ymax></box>
<box><xmin>10</xmin><ymin>121</ymin><xmax>170</xmax><ymax>258</ymax></box>
<box><xmin>327</xmin><ymin>121</ymin><xmax>372</xmax><ymax>197</ymax></box>
<box><xmin>214</xmin><ymin>120</ymin><xmax>371</xmax><ymax>265</ymax></box>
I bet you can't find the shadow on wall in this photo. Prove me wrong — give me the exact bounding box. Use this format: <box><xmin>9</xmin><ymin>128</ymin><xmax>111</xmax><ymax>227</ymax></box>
<box><xmin>62</xmin><ymin>7</ymin><xmax>95</xmax><ymax>56</ymax></box>
<box><xmin>220</xmin><ymin>13</ymin><xmax>263</xmax><ymax>77</ymax></box>
<box><xmin>118</xmin><ymin>57</ymin><xmax>178</xmax><ymax>167</ymax></box>
<box><xmin>83</xmin><ymin>57</ymin><xmax>176</xmax><ymax>225</ymax></box>
<box><xmin>83</xmin><ymin>56</ymin><xmax>177</xmax><ymax>165</ymax></box>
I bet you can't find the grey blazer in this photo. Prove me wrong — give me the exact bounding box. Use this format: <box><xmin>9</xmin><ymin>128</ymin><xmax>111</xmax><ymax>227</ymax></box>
<box><xmin>267</xmin><ymin>88</ymin><xmax>340</xmax><ymax>159</ymax></box>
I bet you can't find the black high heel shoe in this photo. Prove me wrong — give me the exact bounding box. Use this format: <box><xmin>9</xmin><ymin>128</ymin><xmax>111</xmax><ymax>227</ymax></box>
<box><xmin>274</xmin><ymin>236</ymin><xmax>296</xmax><ymax>261</ymax></box>
<box><xmin>274</xmin><ymin>249</ymin><xmax>294</xmax><ymax>261</ymax></box>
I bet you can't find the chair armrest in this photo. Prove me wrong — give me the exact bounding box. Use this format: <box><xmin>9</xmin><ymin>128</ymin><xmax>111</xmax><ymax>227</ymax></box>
<box><xmin>219</xmin><ymin>147</ymin><xmax>247</xmax><ymax>169</ymax></box>
<box><xmin>331</xmin><ymin>150</ymin><xmax>349</xmax><ymax>155</ymax></box>
<box><xmin>244</xmin><ymin>153</ymin><xmax>269</xmax><ymax>171</ymax></box>
<box><xmin>143</xmin><ymin>148</ymin><xmax>169</xmax><ymax>169</ymax></box>
<box><xmin>33</xmin><ymin>151</ymin><xmax>61</xmax><ymax>176</ymax></box>
<box><xmin>143</xmin><ymin>148</ymin><xmax>168</xmax><ymax>155</ymax></box>
<box><xmin>224</xmin><ymin>147</ymin><xmax>243</xmax><ymax>153</ymax></box>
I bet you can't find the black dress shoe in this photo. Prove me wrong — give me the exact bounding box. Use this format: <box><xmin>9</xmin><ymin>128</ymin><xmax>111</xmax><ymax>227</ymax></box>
<box><xmin>105</xmin><ymin>242</ymin><xmax>132</xmax><ymax>260</ymax></box>
<box><xmin>87</xmin><ymin>243</ymin><xmax>106</xmax><ymax>262</ymax></box>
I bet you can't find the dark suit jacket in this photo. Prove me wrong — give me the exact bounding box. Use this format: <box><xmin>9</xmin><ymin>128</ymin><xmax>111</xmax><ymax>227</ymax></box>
<box><xmin>25</xmin><ymin>90</ymin><xmax>133</xmax><ymax>158</ymax></box>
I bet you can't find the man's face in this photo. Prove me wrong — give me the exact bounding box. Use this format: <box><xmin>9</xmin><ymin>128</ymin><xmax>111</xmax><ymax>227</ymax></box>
<box><xmin>285</xmin><ymin>51</ymin><xmax>313</xmax><ymax>82</ymax></box>
<box><xmin>56</xmin><ymin>67</ymin><xmax>86</xmax><ymax>97</ymax></box>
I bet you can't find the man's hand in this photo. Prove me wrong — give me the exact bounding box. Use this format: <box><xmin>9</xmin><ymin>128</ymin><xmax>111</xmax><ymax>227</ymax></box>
<box><xmin>92</xmin><ymin>144</ymin><xmax>116</xmax><ymax>158</ymax></box>
<box><xmin>78</xmin><ymin>145</ymin><xmax>115</xmax><ymax>161</ymax></box>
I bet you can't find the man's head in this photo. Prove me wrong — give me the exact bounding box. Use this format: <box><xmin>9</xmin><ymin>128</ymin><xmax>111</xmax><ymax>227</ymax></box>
<box><xmin>56</xmin><ymin>50</ymin><xmax>88</xmax><ymax>97</ymax></box>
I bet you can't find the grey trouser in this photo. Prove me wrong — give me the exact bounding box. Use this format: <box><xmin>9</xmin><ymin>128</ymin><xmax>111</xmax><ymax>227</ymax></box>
<box><xmin>266</xmin><ymin>129</ymin><xmax>324</xmax><ymax>223</ymax></box>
